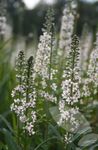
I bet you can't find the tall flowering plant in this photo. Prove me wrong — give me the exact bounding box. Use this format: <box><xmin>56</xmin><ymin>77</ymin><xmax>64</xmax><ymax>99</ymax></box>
<box><xmin>11</xmin><ymin>51</ymin><xmax>36</xmax><ymax>136</ymax></box>
<box><xmin>59</xmin><ymin>0</ymin><xmax>77</xmax><ymax>57</ymax></box>
<box><xmin>57</xmin><ymin>35</ymin><xmax>82</xmax><ymax>145</ymax></box>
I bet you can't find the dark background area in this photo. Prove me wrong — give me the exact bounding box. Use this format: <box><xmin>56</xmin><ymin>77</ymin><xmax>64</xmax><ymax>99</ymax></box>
<box><xmin>5</xmin><ymin>0</ymin><xmax>98</xmax><ymax>38</ymax></box>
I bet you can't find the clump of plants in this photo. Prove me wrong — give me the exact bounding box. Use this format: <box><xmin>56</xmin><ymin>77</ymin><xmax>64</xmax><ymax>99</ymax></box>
<box><xmin>0</xmin><ymin>1</ymin><xmax>98</xmax><ymax>150</ymax></box>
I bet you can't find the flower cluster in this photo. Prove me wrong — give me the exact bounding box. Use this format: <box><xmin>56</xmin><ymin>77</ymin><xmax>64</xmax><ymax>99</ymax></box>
<box><xmin>34</xmin><ymin>31</ymin><xmax>51</xmax><ymax>79</ymax></box>
<box><xmin>0</xmin><ymin>0</ymin><xmax>6</xmax><ymax>38</ymax></box>
<box><xmin>0</xmin><ymin>16</ymin><xmax>6</xmax><ymax>36</ymax></box>
<box><xmin>34</xmin><ymin>8</ymin><xmax>55</xmax><ymax>79</ymax></box>
<box><xmin>88</xmin><ymin>34</ymin><xmax>98</xmax><ymax>87</ymax></box>
<box><xmin>80</xmin><ymin>25</ymin><xmax>93</xmax><ymax>71</ymax></box>
<box><xmin>59</xmin><ymin>1</ymin><xmax>77</xmax><ymax>56</ymax></box>
<box><xmin>61</xmin><ymin>75</ymin><xmax>81</xmax><ymax>105</ymax></box>
<box><xmin>40</xmin><ymin>68</ymin><xmax>58</xmax><ymax>104</ymax></box>
<box><xmin>82</xmin><ymin>32</ymin><xmax>98</xmax><ymax>99</ymax></box>
<box><xmin>58</xmin><ymin>35</ymin><xmax>81</xmax><ymax>133</ymax></box>
<box><xmin>11</xmin><ymin>51</ymin><xmax>36</xmax><ymax>135</ymax></box>
<box><xmin>64</xmin><ymin>132</ymin><xmax>73</xmax><ymax>144</ymax></box>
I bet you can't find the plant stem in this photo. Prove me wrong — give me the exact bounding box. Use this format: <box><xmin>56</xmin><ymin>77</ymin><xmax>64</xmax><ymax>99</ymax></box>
<box><xmin>34</xmin><ymin>137</ymin><xmax>58</xmax><ymax>150</ymax></box>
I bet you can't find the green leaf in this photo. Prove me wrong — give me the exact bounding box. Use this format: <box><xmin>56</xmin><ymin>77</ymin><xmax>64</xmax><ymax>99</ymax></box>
<box><xmin>72</xmin><ymin>125</ymin><xmax>92</xmax><ymax>141</ymax></box>
<box><xmin>78</xmin><ymin>133</ymin><xmax>98</xmax><ymax>148</ymax></box>
<box><xmin>2</xmin><ymin>128</ymin><xmax>21</xmax><ymax>150</ymax></box>
<box><xmin>89</xmin><ymin>144</ymin><xmax>98</xmax><ymax>150</ymax></box>
<box><xmin>0</xmin><ymin>115</ymin><xmax>14</xmax><ymax>134</ymax></box>
<box><xmin>48</xmin><ymin>123</ymin><xmax>62</xmax><ymax>140</ymax></box>
<box><xmin>0</xmin><ymin>142</ymin><xmax>7</xmax><ymax>150</ymax></box>
<box><xmin>49</xmin><ymin>106</ymin><xmax>92</xmax><ymax>134</ymax></box>
<box><xmin>49</xmin><ymin>106</ymin><xmax>61</xmax><ymax>123</ymax></box>
<box><xmin>34</xmin><ymin>137</ymin><xmax>58</xmax><ymax>150</ymax></box>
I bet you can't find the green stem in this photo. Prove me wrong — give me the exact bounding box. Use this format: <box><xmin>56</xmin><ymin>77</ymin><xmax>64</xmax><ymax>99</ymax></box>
<box><xmin>17</xmin><ymin>117</ymin><xmax>20</xmax><ymax>145</ymax></box>
<box><xmin>24</xmin><ymin>67</ymin><xmax>30</xmax><ymax>150</ymax></box>
<box><xmin>44</xmin><ymin>34</ymin><xmax>53</xmax><ymax>140</ymax></box>
<box><xmin>70</xmin><ymin>47</ymin><xmax>76</xmax><ymax>98</ymax></box>
<box><xmin>34</xmin><ymin>137</ymin><xmax>58</xmax><ymax>150</ymax></box>
<box><xmin>49</xmin><ymin>34</ymin><xmax>53</xmax><ymax>80</ymax></box>
<box><xmin>24</xmin><ymin>58</ymin><xmax>33</xmax><ymax>150</ymax></box>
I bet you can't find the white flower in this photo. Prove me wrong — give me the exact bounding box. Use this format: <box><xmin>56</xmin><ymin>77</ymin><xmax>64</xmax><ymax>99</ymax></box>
<box><xmin>59</xmin><ymin>1</ymin><xmax>76</xmax><ymax>56</ymax></box>
<box><xmin>51</xmin><ymin>83</ymin><xmax>57</xmax><ymax>91</ymax></box>
<box><xmin>34</xmin><ymin>31</ymin><xmax>51</xmax><ymax>79</ymax></box>
<box><xmin>19</xmin><ymin>115</ymin><xmax>27</xmax><ymax>123</ymax></box>
<box><xmin>64</xmin><ymin>133</ymin><xmax>73</xmax><ymax>144</ymax></box>
<box><xmin>24</xmin><ymin>122</ymin><xmax>35</xmax><ymax>136</ymax></box>
<box><xmin>41</xmin><ymin>91</ymin><xmax>57</xmax><ymax>103</ymax></box>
